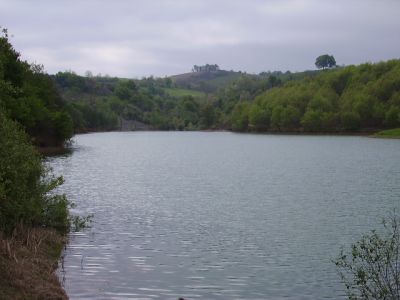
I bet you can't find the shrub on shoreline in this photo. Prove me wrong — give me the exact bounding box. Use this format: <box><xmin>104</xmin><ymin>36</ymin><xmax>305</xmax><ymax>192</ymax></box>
<box><xmin>0</xmin><ymin>113</ymin><xmax>70</xmax><ymax>235</ymax></box>
<box><xmin>335</xmin><ymin>213</ymin><xmax>400</xmax><ymax>299</ymax></box>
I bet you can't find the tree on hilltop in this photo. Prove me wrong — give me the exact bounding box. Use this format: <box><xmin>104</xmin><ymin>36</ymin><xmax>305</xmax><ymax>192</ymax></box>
<box><xmin>192</xmin><ymin>64</ymin><xmax>220</xmax><ymax>73</ymax></box>
<box><xmin>315</xmin><ymin>54</ymin><xmax>337</xmax><ymax>70</ymax></box>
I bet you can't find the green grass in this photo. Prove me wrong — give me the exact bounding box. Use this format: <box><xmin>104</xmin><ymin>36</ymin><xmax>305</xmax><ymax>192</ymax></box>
<box><xmin>164</xmin><ymin>87</ymin><xmax>206</xmax><ymax>98</ymax></box>
<box><xmin>373</xmin><ymin>128</ymin><xmax>400</xmax><ymax>138</ymax></box>
<box><xmin>202</xmin><ymin>72</ymin><xmax>242</xmax><ymax>89</ymax></box>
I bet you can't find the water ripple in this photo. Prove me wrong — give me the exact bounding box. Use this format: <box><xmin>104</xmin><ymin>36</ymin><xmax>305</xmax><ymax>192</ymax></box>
<box><xmin>51</xmin><ymin>132</ymin><xmax>400</xmax><ymax>299</ymax></box>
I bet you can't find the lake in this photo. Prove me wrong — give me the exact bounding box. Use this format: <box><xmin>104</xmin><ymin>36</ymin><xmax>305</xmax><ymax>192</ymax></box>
<box><xmin>48</xmin><ymin>132</ymin><xmax>400</xmax><ymax>299</ymax></box>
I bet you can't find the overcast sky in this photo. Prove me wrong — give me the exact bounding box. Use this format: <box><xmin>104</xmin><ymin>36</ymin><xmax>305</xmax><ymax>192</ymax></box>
<box><xmin>1</xmin><ymin>0</ymin><xmax>399</xmax><ymax>77</ymax></box>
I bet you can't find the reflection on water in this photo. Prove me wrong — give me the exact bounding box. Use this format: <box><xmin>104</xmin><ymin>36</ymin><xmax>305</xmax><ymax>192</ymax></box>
<box><xmin>48</xmin><ymin>132</ymin><xmax>400</xmax><ymax>299</ymax></box>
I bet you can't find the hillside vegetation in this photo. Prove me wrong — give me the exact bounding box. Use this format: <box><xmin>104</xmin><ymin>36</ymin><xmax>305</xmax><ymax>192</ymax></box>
<box><xmin>4</xmin><ymin>23</ymin><xmax>397</xmax><ymax>136</ymax></box>
<box><xmin>171</xmin><ymin>69</ymin><xmax>242</xmax><ymax>93</ymax></box>
<box><xmin>53</xmin><ymin>68</ymin><xmax>313</xmax><ymax>131</ymax></box>
<box><xmin>230</xmin><ymin>60</ymin><xmax>400</xmax><ymax>132</ymax></box>
<box><xmin>0</xmin><ymin>30</ymin><xmax>73</xmax><ymax>147</ymax></box>
<box><xmin>54</xmin><ymin>60</ymin><xmax>400</xmax><ymax>133</ymax></box>
<box><xmin>54</xmin><ymin>72</ymin><xmax>215</xmax><ymax>131</ymax></box>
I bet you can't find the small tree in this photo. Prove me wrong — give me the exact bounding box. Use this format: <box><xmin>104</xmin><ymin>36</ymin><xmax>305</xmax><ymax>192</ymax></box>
<box><xmin>315</xmin><ymin>54</ymin><xmax>337</xmax><ymax>69</ymax></box>
<box><xmin>334</xmin><ymin>213</ymin><xmax>400</xmax><ymax>299</ymax></box>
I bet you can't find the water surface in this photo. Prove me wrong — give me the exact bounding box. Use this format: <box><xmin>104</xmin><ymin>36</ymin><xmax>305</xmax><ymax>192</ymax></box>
<box><xmin>49</xmin><ymin>132</ymin><xmax>400</xmax><ymax>299</ymax></box>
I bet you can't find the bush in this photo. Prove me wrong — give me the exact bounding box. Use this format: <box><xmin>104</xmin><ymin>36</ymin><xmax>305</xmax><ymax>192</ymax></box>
<box><xmin>385</xmin><ymin>106</ymin><xmax>400</xmax><ymax>128</ymax></box>
<box><xmin>0</xmin><ymin>113</ymin><xmax>70</xmax><ymax>234</ymax></box>
<box><xmin>341</xmin><ymin>111</ymin><xmax>361</xmax><ymax>130</ymax></box>
<box><xmin>231</xmin><ymin>102</ymin><xmax>250</xmax><ymax>131</ymax></box>
<box><xmin>334</xmin><ymin>213</ymin><xmax>400</xmax><ymax>299</ymax></box>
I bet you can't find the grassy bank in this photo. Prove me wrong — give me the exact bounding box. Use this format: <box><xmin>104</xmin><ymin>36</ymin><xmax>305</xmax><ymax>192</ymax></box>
<box><xmin>0</xmin><ymin>227</ymin><xmax>67</xmax><ymax>300</ymax></box>
<box><xmin>372</xmin><ymin>128</ymin><xmax>400</xmax><ymax>138</ymax></box>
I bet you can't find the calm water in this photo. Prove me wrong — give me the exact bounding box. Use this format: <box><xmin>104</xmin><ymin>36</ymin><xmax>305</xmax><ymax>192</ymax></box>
<box><xmin>49</xmin><ymin>132</ymin><xmax>400</xmax><ymax>300</ymax></box>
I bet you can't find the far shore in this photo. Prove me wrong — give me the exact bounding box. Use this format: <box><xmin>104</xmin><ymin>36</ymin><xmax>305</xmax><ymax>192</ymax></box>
<box><xmin>37</xmin><ymin>146</ymin><xmax>72</xmax><ymax>156</ymax></box>
<box><xmin>37</xmin><ymin>128</ymin><xmax>399</xmax><ymax>156</ymax></box>
<box><xmin>71</xmin><ymin>128</ymin><xmax>382</xmax><ymax>137</ymax></box>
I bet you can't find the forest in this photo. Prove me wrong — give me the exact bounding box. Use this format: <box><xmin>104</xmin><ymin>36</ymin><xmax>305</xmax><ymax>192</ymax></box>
<box><xmin>52</xmin><ymin>60</ymin><xmax>400</xmax><ymax>134</ymax></box>
<box><xmin>53</xmin><ymin>68</ymin><xmax>324</xmax><ymax>132</ymax></box>
<box><xmin>230</xmin><ymin>60</ymin><xmax>400</xmax><ymax>132</ymax></box>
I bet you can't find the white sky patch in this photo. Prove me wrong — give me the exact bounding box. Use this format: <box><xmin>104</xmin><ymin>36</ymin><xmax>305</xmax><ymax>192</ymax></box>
<box><xmin>17</xmin><ymin>47</ymin><xmax>66</xmax><ymax>74</ymax></box>
<box><xmin>169</xmin><ymin>21</ymin><xmax>245</xmax><ymax>47</ymax></box>
<box><xmin>259</xmin><ymin>0</ymin><xmax>311</xmax><ymax>16</ymax></box>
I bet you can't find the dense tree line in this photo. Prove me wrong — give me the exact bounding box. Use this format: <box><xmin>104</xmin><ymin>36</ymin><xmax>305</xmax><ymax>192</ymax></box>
<box><xmin>215</xmin><ymin>73</ymin><xmax>285</xmax><ymax>114</ymax></box>
<box><xmin>230</xmin><ymin>60</ymin><xmax>400</xmax><ymax>132</ymax></box>
<box><xmin>54</xmin><ymin>60</ymin><xmax>400</xmax><ymax>133</ymax></box>
<box><xmin>0</xmin><ymin>29</ymin><xmax>73</xmax><ymax>147</ymax></box>
<box><xmin>54</xmin><ymin>68</ymin><xmax>322</xmax><ymax>132</ymax></box>
<box><xmin>53</xmin><ymin>72</ymin><xmax>217</xmax><ymax>131</ymax></box>
<box><xmin>0</xmin><ymin>29</ymin><xmax>73</xmax><ymax>236</ymax></box>
<box><xmin>192</xmin><ymin>64</ymin><xmax>220</xmax><ymax>72</ymax></box>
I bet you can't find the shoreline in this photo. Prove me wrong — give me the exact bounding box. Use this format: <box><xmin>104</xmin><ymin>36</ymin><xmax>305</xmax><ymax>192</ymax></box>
<box><xmin>37</xmin><ymin>146</ymin><xmax>72</xmax><ymax>156</ymax></box>
<box><xmin>0</xmin><ymin>227</ymin><xmax>67</xmax><ymax>300</ymax></box>
<box><xmin>71</xmin><ymin>128</ymin><xmax>381</xmax><ymax>137</ymax></box>
<box><xmin>36</xmin><ymin>128</ymin><xmax>398</xmax><ymax>158</ymax></box>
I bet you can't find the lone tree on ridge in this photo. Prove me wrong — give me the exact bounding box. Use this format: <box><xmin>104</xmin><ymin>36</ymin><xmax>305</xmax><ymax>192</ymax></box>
<box><xmin>315</xmin><ymin>54</ymin><xmax>337</xmax><ymax>69</ymax></box>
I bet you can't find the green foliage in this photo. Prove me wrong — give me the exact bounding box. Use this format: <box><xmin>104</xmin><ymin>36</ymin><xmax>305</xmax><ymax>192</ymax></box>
<box><xmin>54</xmin><ymin>72</ymin><xmax>208</xmax><ymax>131</ymax></box>
<box><xmin>52</xmin><ymin>111</ymin><xmax>74</xmax><ymax>141</ymax></box>
<box><xmin>0</xmin><ymin>29</ymin><xmax>91</xmax><ymax>241</ymax></box>
<box><xmin>231</xmin><ymin>102</ymin><xmax>250</xmax><ymax>131</ymax></box>
<box><xmin>270</xmin><ymin>105</ymin><xmax>301</xmax><ymax>130</ymax></box>
<box><xmin>172</xmin><ymin>69</ymin><xmax>242</xmax><ymax>93</ymax></box>
<box><xmin>199</xmin><ymin>101</ymin><xmax>217</xmax><ymax>129</ymax></box>
<box><xmin>302</xmin><ymin>110</ymin><xmax>324</xmax><ymax>131</ymax></box>
<box><xmin>249</xmin><ymin>104</ymin><xmax>271</xmax><ymax>131</ymax></box>
<box><xmin>0</xmin><ymin>113</ymin><xmax>70</xmax><ymax>234</ymax></box>
<box><xmin>164</xmin><ymin>87</ymin><xmax>205</xmax><ymax>98</ymax></box>
<box><xmin>0</xmin><ymin>29</ymin><xmax>73</xmax><ymax>146</ymax></box>
<box><xmin>373</xmin><ymin>128</ymin><xmax>400</xmax><ymax>138</ymax></box>
<box><xmin>385</xmin><ymin>106</ymin><xmax>400</xmax><ymax>128</ymax></box>
<box><xmin>334</xmin><ymin>214</ymin><xmax>400</xmax><ymax>299</ymax></box>
<box><xmin>280</xmin><ymin>106</ymin><xmax>301</xmax><ymax>129</ymax></box>
<box><xmin>52</xmin><ymin>61</ymin><xmax>322</xmax><ymax>133</ymax></box>
<box><xmin>230</xmin><ymin>59</ymin><xmax>400</xmax><ymax>133</ymax></box>
<box><xmin>340</xmin><ymin>111</ymin><xmax>361</xmax><ymax>131</ymax></box>
<box><xmin>315</xmin><ymin>54</ymin><xmax>337</xmax><ymax>69</ymax></box>
<box><xmin>50</xmin><ymin>50</ymin><xmax>400</xmax><ymax>134</ymax></box>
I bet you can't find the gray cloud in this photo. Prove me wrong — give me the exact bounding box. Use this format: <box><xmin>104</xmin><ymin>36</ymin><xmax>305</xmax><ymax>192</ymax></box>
<box><xmin>1</xmin><ymin>0</ymin><xmax>399</xmax><ymax>77</ymax></box>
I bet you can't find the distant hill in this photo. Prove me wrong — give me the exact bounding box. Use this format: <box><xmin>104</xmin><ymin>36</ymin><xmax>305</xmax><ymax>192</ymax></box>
<box><xmin>51</xmin><ymin>67</ymin><xmax>321</xmax><ymax>132</ymax></box>
<box><xmin>50</xmin><ymin>60</ymin><xmax>400</xmax><ymax>134</ymax></box>
<box><xmin>170</xmin><ymin>70</ymin><xmax>244</xmax><ymax>93</ymax></box>
<box><xmin>52</xmin><ymin>71</ymin><xmax>215</xmax><ymax>132</ymax></box>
